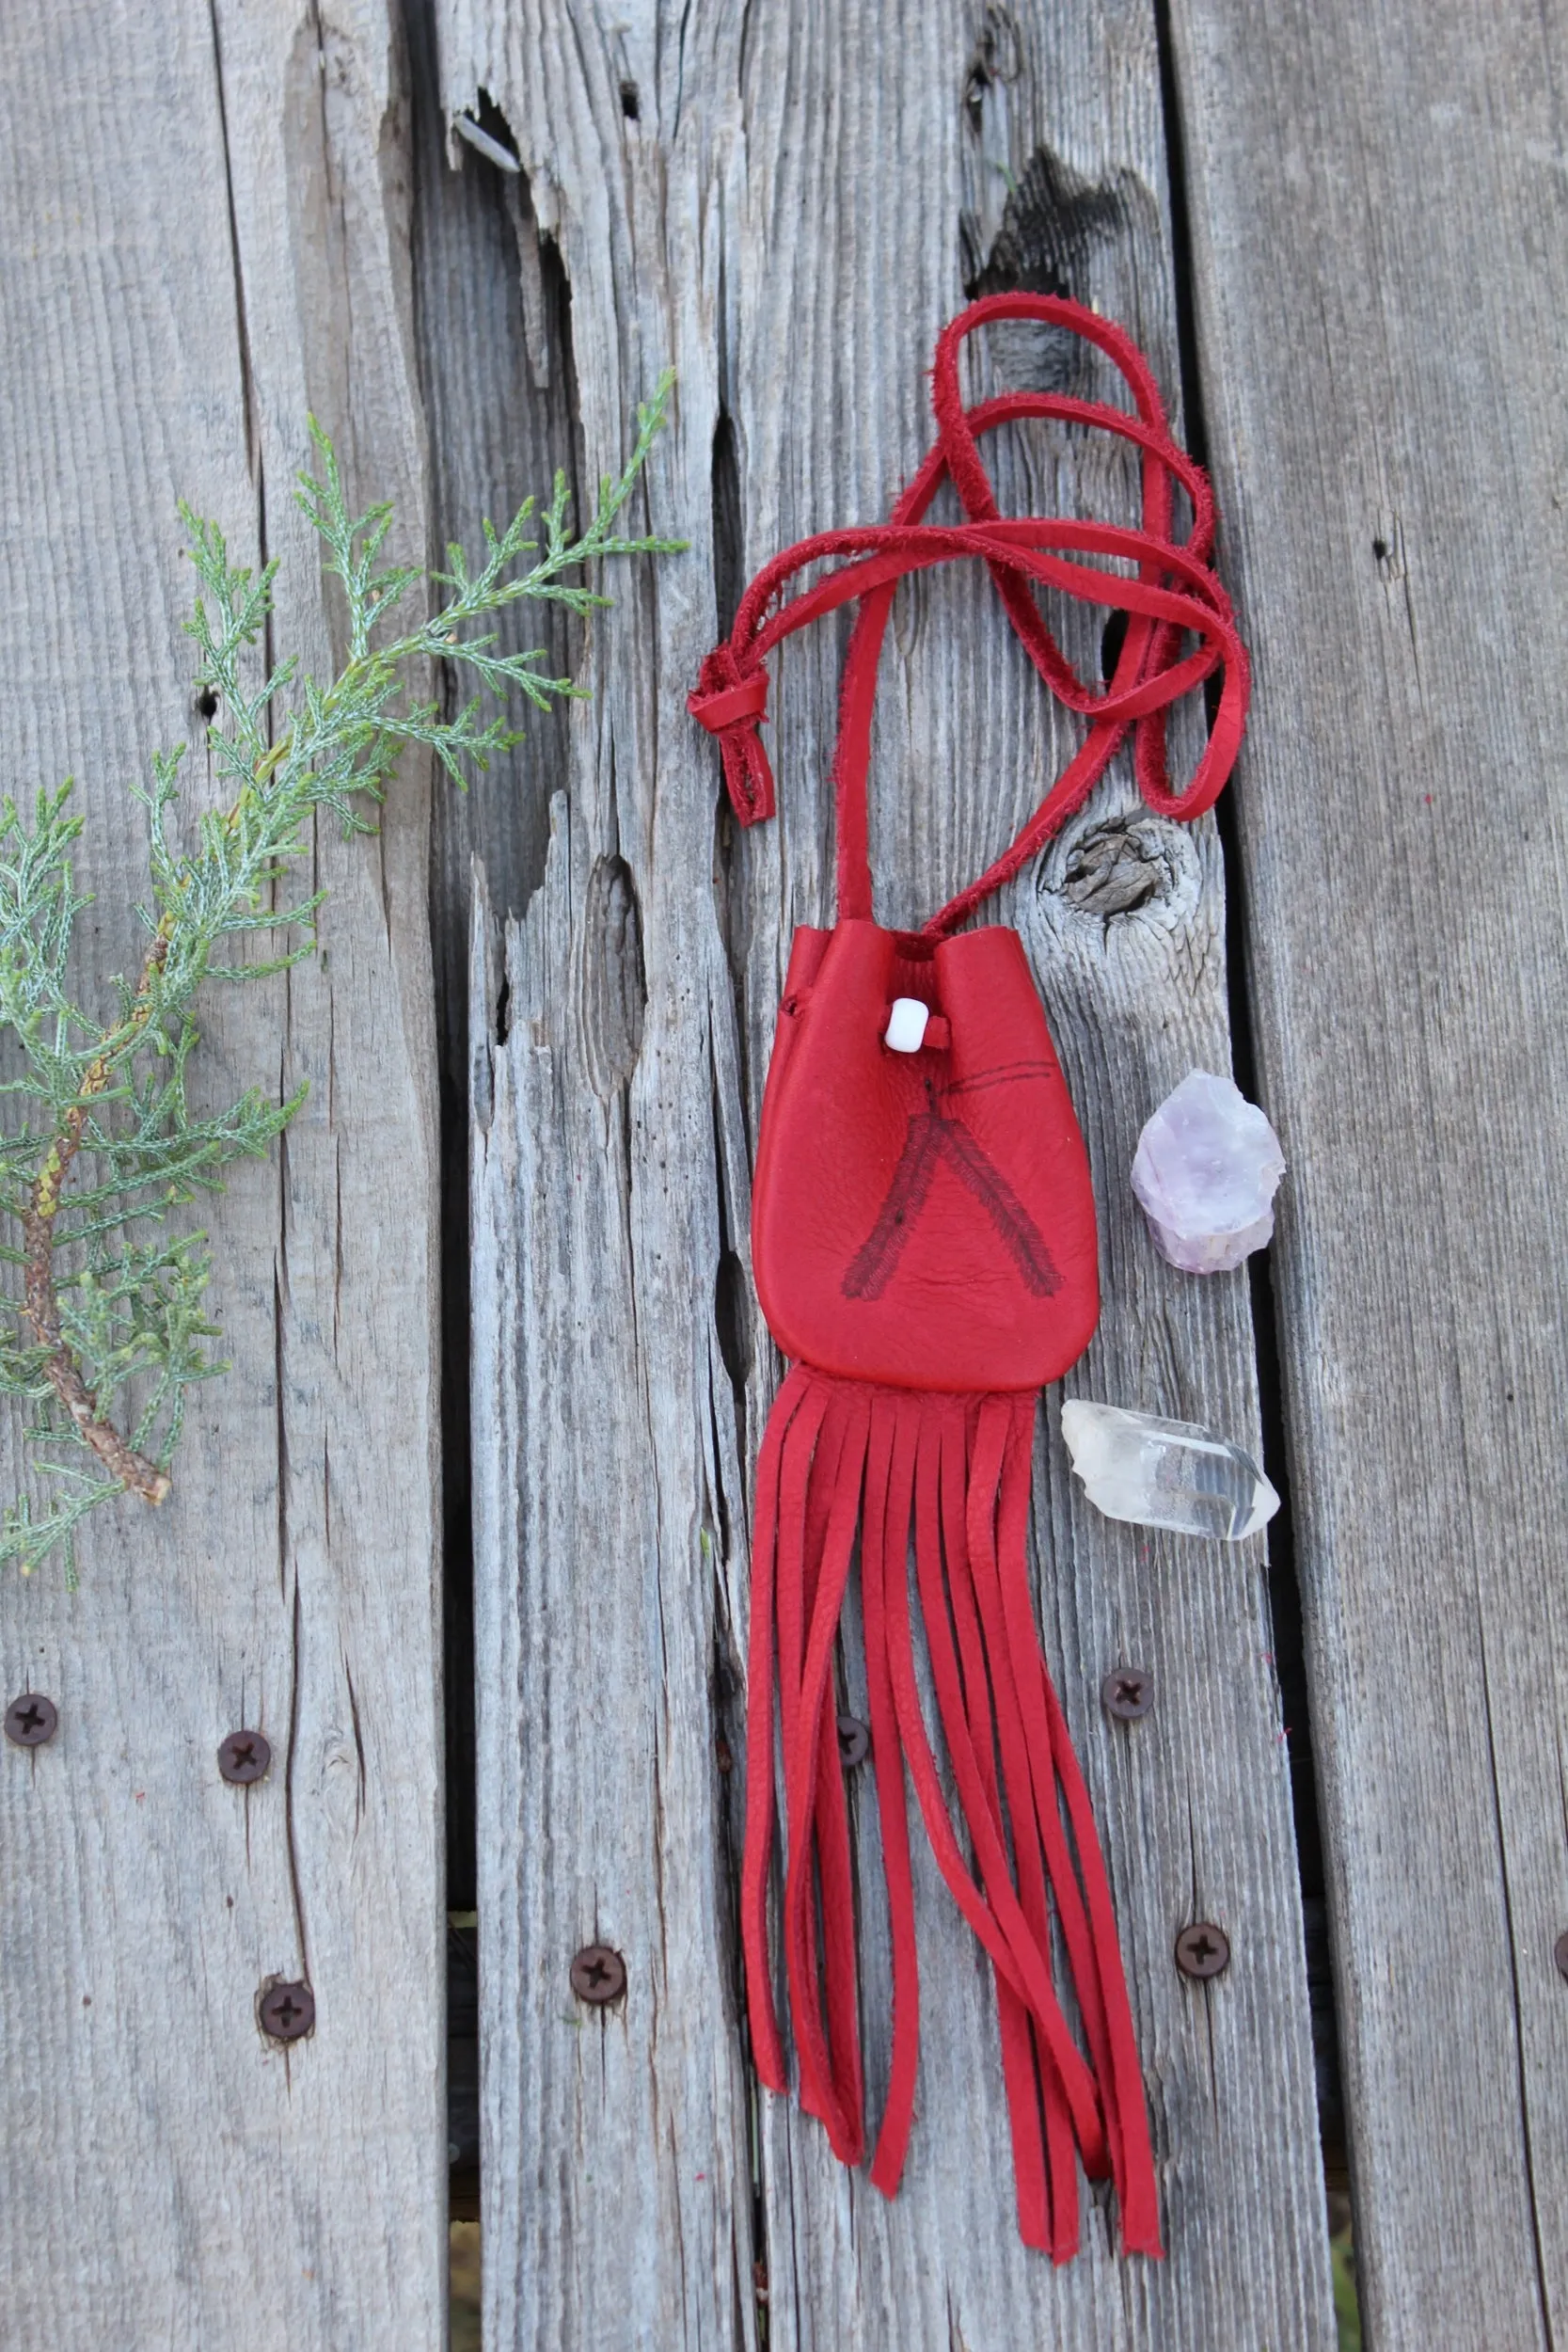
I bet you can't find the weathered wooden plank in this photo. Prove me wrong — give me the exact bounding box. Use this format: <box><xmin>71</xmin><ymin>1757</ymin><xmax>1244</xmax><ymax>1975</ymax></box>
<box><xmin>0</xmin><ymin>4</ymin><xmax>447</xmax><ymax>2342</ymax></box>
<box><xmin>457</xmin><ymin>2</ymin><xmax>1334</xmax><ymax>2344</ymax></box>
<box><xmin>1170</xmin><ymin>2</ymin><xmax>1568</xmax><ymax>2344</ymax></box>
<box><xmin>405</xmin><ymin>0</ymin><xmax>581</xmax><ymax>1925</ymax></box>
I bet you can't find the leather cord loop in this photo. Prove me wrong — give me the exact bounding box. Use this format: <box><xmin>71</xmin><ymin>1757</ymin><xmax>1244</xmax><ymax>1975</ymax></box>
<box><xmin>689</xmin><ymin>646</ymin><xmax>775</xmax><ymax>822</ymax></box>
<box><xmin>689</xmin><ymin>293</ymin><xmax>1249</xmax><ymax>933</ymax></box>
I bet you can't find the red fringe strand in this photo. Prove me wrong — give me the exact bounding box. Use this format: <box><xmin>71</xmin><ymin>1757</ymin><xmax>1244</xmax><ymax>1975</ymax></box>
<box><xmin>740</xmin><ymin>1365</ymin><xmax>1162</xmax><ymax>2260</ymax></box>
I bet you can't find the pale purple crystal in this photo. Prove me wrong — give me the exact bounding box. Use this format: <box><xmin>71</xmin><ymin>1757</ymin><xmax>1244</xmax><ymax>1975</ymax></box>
<box><xmin>1132</xmin><ymin>1070</ymin><xmax>1286</xmax><ymax>1275</ymax></box>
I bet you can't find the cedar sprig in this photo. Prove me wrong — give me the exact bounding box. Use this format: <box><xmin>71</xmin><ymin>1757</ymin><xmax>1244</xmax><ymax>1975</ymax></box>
<box><xmin>0</xmin><ymin>375</ymin><xmax>680</xmax><ymax>1578</ymax></box>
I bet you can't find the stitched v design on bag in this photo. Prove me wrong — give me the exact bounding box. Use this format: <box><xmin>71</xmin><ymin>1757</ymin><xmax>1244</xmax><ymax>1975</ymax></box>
<box><xmin>843</xmin><ymin>1087</ymin><xmax>1064</xmax><ymax>1301</ymax></box>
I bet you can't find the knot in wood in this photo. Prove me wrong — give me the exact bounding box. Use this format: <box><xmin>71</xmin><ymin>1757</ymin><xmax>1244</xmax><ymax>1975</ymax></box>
<box><xmin>1058</xmin><ymin>819</ymin><xmax>1172</xmax><ymax>918</ymax></box>
<box><xmin>581</xmin><ymin>855</ymin><xmax>646</xmax><ymax>1097</ymax></box>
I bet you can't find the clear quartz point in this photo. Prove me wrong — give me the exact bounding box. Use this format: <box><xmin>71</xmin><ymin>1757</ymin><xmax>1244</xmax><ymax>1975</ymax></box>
<box><xmin>1059</xmin><ymin>1400</ymin><xmax>1280</xmax><ymax>1541</ymax></box>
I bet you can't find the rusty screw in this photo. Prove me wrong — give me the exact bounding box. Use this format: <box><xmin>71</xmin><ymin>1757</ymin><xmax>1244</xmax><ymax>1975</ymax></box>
<box><xmin>1555</xmin><ymin>1931</ymin><xmax>1568</xmax><ymax>1984</ymax></box>
<box><xmin>570</xmin><ymin>1945</ymin><xmax>626</xmax><ymax>2006</ymax></box>
<box><xmin>259</xmin><ymin>1979</ymin><xmax>315</xmax><ymax>2042</ymax></box>
<box><xmin>5</xmin><ymin>1692</ymin><xmax>58</xmax><ymax>1748</ymax></box>
<box><xmin>1101</xmin><ymin>1667</ymin><xmax>1154</xmax><ymax>1723</ymax></box>
<box><xmin>836</xmin><ymin>1712</ymin><xmax>871</xmax><ymax>1769</ymax></box>
<box><xmin>1175</xmin><ymin>1922</ymin><xmax>1230</xmax><ymax>1981</ymax></box>
<box><xmin>217</xmin><ymin>1729</ymin><xmax>271</xmax><ymax>1786</ymax></box>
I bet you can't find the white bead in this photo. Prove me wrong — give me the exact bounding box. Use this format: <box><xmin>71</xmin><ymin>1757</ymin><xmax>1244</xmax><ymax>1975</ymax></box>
<box><xmin>883</xmin><ymin>997</ymin><xmax>930</xmax><ymax>1054</ymax></box>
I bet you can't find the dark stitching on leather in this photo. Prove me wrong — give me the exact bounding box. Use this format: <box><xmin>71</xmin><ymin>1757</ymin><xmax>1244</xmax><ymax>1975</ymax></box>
<box><xmin>842</xmin><ymin>1100</ymin><xmax>1063</xmax><ymax>1301</ymax></box>
<box><xmin>940</xmin><ymin>1058</ymin><xmax>1055</xmax><ymax>1099</ymax></box>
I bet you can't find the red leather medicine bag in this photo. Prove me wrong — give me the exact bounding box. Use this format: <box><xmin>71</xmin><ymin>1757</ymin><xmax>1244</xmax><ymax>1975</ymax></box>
<box><xmin>689</xmin><ymin>293</ymin><xmax>1249</xmax><ymax>2263</ymax></box>
<box><xmin>754</xmin><ymin>917</ymin><xmax>1099</xmax><ymax>1392</ymax></box>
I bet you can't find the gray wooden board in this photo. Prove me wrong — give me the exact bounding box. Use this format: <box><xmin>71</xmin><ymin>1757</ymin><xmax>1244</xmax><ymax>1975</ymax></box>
<box><xmin>1170</xmin><ymin>2</ymin><xmax>1568</xmax><ymax>2344</ymax></box>
<box><xmin>454</xmin><ymin>1</ymin><xmax>1335</xmax><ymax>2343</ymax></box>
<box><xmin>0</xmin><ymin>3</ymin><xmax>448</xmax><ymax>2343</ymax></box>
<box><xmin>405</xmin><ymin>0</ymin><xmax>583</xmax><ymax>1921</ymax></box>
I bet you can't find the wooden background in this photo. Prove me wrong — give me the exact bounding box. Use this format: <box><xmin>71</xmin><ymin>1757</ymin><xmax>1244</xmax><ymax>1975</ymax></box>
<box><xmin>2</xmin><ymin>2</ymin><xmax>1563</xmax><ymax>2347</ymax></box>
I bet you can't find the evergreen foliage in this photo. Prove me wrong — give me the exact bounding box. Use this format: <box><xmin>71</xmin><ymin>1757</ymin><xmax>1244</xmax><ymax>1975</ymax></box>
<box><xmin>0</xmin><ymin>382</ymin><xmax>679</xmax><ymax>1577</ymax></box>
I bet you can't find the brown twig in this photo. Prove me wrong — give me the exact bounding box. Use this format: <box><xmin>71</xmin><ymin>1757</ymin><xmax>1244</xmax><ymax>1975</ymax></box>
<box><xmin>20</xmin><ymin>929</ymin><xmax>174</xmax><ymax>1506</ymax></box>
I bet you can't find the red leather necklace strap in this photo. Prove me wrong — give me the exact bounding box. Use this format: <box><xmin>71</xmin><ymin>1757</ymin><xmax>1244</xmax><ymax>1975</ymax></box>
<box><xmin>740</xmin><ymin>518</ymin><xmax>1240</xmax><ymax>682</ymax></box>
<box><xmin>830</xmin><ymin>379</ymin><xmax>1216</xmax><ymax>921</ymax></box>
<box><xmin>840</xmin><ymin>294</ymin><xmax>1216</xmax><ymax>930</ymax></box>
<box><xmin>694</xmin><ymin>513</ymin><xmax>1242</xmax><ymax>833</ymax></box>
<box><xmin>689</xmin><ymin>294</ymin><xmax>1248</xmax><ymax>935</ymax></box>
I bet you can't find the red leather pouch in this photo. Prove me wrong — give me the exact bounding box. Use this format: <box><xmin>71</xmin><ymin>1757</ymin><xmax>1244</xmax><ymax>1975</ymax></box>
<box><xmin>689</xmin><ymin>293</ymin><xmax>1248</xmax><ymax>2262</ymax></box>
<box><xmin>753</xmin><ymin>918</ymin><xmax>1099</xmax><ymax>1391</ymax></box>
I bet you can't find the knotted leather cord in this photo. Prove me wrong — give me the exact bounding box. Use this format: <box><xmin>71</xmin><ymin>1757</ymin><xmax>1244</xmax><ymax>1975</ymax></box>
<box><xmin>689</xmin><ymin>292</ymin><xmax>1248</xmax><ymax>932</ymax></box>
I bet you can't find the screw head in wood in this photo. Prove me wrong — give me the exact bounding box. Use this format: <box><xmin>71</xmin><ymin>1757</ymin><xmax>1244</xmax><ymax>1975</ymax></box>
<box><xmin>1101</xmin><ymin>1667</ymin><xmax>1154</xmax><ymax>1723</ymax></box>
<box><xmin>5</xmin><ymin>1692</ymin><xmax>58</xmax><ymax>1748</ymax></box>
<box><xmin>1555</xmin><ymin>1931</ymin><xmax>1568</xmax><ymax>1983</ymax></box>
<box><xmin>836</xmin><ymin>1712</ymin><xmax>870</xmax><ymax>1768</ymax></box>
<box><xmin>570</xmin><ymin>1945</ymin><xmax>626</xmax><ymax>2005</ymax></box>
<box><xmin>259</xmin><ymin>1979</ymin><xmax>314</xmax><ymax>2041</ymax></box>
<box><xmin>1175</xmin><ymin>1922</ymin><xmax>1230</xmax><ymax>1980</ymax></box>
<box><xmin>217</xmin><ymin>1729</ymin><xmax>271</xmax><ymax>1785</ymax></box>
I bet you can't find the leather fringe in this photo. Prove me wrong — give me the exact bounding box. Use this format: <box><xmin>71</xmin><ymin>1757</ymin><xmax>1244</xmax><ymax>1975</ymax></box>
<box><xmin>740</xmin><ymin>1365</ymin><xmax>1162</xmax><ymax>2259</ymax></box>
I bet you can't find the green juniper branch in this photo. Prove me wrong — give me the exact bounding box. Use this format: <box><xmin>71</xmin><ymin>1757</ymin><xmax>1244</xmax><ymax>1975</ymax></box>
<box><xmin>2</xmin><ymin>377</ymin><xmax>681</xmax><ymax>1577</ymax></box>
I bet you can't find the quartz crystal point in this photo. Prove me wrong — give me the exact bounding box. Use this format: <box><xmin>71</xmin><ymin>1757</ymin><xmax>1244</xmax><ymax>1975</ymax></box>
<box><xmin>1132</xmin><ymin>1069</ymin><xmax>1286</xmax><ymax>1274</ymax></box>
<box><xmin>1060</xmin><ymin>1400</ymin><xmax>1280</xmax><ymax>1541</ymax></box>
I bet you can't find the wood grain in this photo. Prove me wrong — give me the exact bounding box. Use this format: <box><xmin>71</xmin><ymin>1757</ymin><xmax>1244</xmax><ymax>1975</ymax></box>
<box><xmin>405</xmin><ymin>0</ymin><xmax>583</xmax><ymax>1915</ymax></box>
<box><xmin>454</xmin><ymin>1</ymin><xmax>1335</xmax><ymax>2342</ymax></box>
<box><xmin>0</xmin><ymin>3</ymin><xmax>447</xmax><ymax>2342</ymax></box>
<box><xmin>1172</xmin><ymin>1</ymin><xmax>1568</xmax><ymax>2343</ymax></box>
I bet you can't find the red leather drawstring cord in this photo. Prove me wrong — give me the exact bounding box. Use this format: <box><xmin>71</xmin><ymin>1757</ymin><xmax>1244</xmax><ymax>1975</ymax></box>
<box><xmin>689</xmin><ymin>293</ymin><xmax>1247</xmax><ymax>934</ymax></box>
